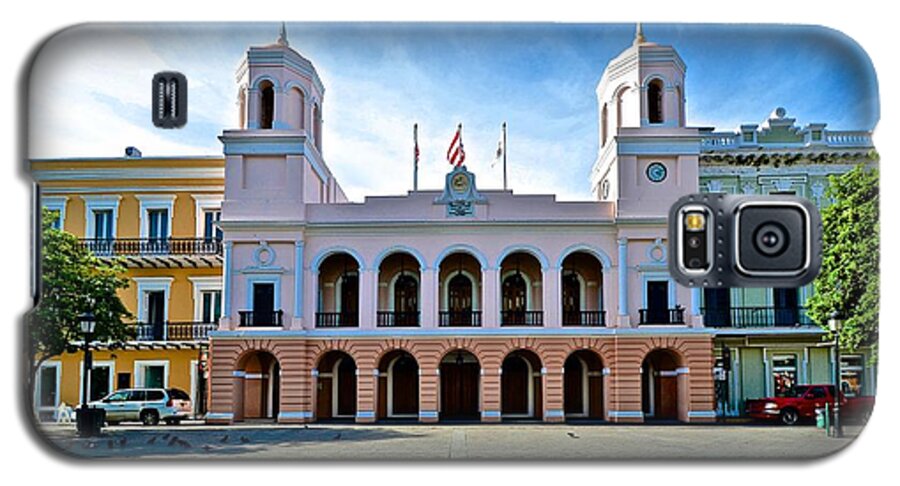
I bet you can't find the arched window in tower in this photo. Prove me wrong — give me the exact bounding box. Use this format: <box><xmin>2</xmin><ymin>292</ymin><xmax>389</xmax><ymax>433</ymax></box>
<box><xmin>313</xmin><ymin>103</ymin><xmax>322</xmax><ymax>151</ymax></box>
<box><xmin>259</xmin><ymin>81</ymin><xmax>275</xmax><ymax>129</ymax></box>
<box><xmin>292</xmin><ymin>88</ymin><xmax>305</xmax><ymax>130</ymax></box>
<box><xmin>647</xmin><ymin>79</ymin><xmax>664</xmax><ymax>124</ymax></box>
<box><xmin>601</xmin><ymin>103</ymin><xmax>609</xmax><ymax>147</ymax></box>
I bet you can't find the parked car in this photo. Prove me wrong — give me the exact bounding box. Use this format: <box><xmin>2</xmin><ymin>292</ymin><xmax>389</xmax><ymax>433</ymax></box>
<box><xmin>745</xmin><ymin>384</ymin><xmax>875</xmax><ymax>425</ymax></box>
<box><xmin>89</xmin><ymin>388</ymin><xmax>193</xmax><ymax>426</ymax></box>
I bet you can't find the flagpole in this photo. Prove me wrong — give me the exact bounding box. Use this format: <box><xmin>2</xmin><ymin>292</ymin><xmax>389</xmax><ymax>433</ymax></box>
<box><xmin>413</xmin><ymin>123</ymin><xmax>419</xmax><ymax>192</ymax></box>
<box><xmin>502</xmin><ymin>122</ymin><xmax>508</xmax><ymax>191</ymax></box>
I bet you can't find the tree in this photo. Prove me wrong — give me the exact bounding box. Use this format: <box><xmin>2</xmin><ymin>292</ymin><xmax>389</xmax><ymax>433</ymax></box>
<box><xmin>26</xmin><ymin>209</ymin><xmax>133</xmax><ymax>411</ymax></box>
<box><xmin>806</xmin><ymin>163</ymin><xmax>879</xmax><ymax>361</ymax></box>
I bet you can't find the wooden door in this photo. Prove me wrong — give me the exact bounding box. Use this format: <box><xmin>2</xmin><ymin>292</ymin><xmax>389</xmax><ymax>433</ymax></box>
<box><xmin>656</xmin><ymin>376</ymin><xmax>678</xmax><ymax>419</ymax></box>
<box><xmin>317</xmin><ymin>377</ymin><xmax>333</xmax><ymax>419</ymax></box>
<box><xmin>564</xmin><ymin>357</ymin><xmax>584</xmax><ymax>415</ymax></box>
<box><xmin>501</xmin><ymin>357</ymin><xmax>529</xmax><ymax>415</ymax></box>
<box><xmin>391</xmin><ymin>356</ymin><xmax>419</xmax><ymax>415</ymax></box>
<box><xmin>440</xmin><ymin>363</ymin><xmax>479</xmax><ymax>419</ymax></box>
<box><xmin>337</xmin><ymin>359</ymin><xmax>357</xmax><ymax>416</ymax></box>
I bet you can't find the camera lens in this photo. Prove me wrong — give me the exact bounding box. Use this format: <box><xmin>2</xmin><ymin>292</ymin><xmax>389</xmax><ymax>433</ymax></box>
<box><xmin>753</xmin><ymin>223</ymin><xmax>788</xmax><ymax>257</ymax></box>
<box><xmin>687</xmin><ymin>257</ymin><xmax>703</xmax><ymax>268</ymax></box>
<box><xmin>687</xmin><ymin>235</ymin><xmax>702</xmax><ymax>249</ymax></box>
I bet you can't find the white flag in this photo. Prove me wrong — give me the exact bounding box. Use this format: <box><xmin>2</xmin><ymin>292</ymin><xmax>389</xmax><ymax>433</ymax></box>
<box><xmin>491</xmin><ymin>130</ymin><xmax>504</xmax><ymax>168</ymax></box>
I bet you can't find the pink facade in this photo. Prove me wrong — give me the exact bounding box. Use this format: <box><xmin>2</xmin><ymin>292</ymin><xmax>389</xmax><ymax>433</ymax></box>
<box><xmin>207</xmin><ymin>26</ymin><xmax>715</xmax><ymax>424</ymax></box>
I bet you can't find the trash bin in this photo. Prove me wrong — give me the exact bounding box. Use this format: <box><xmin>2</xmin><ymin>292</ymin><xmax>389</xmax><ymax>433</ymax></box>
<box><xmin>76</xmin><ymin>407</ymin><xmax>106</xmax><ymax>438</ymax></box>
<box><xmin>815</xmin><ymin>408</ymin><xmax>825</xmax><ymax>429</ymax></box>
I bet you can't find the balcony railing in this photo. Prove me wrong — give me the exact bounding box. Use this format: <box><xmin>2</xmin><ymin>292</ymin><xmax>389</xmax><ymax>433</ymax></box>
<box><xmin>701</xmin><ymin>306</ymin><xmax>815</xmax><ymax>328</ymax></box>
<box><xmin>639</xmin><ymin>308</ymin><xmax>686</xmax><ymax>325</ymax></box>
<box><xmin>376</xmin><ymin>311</ymin><xmax>420</xmax><ymax>327</ymax></box>
<box><xmin>562</xmin><ymin>310</ymin><xmax>607</xmax><ymax>327</ymax></box>
<box><xmin>79</xmin><ymin>237</ymin><xmax>223</xmax><ymax>257</ymax></box>
<box><xmin>238</xmin><ymin>310</ymin><xmax>284</xmax><ymax>327</ymax></box>
<box><xmin>315</xmin><ymin>312</ymin><xmax>359</xmax><ymax>328</ymax></box>
<box><xmin>500</xmin><ymin>310</ymin><xmax>543</xmax><ymax>326</ymax></box>
<box><xmin>439</xmin><ymin>310</ymin><xmax>482</xmax><ymax>327</ymax></box>
<box><xmin>133</xmin><ymin>321</ymin><xmax>216</xmax><ymax>341</ymax></box>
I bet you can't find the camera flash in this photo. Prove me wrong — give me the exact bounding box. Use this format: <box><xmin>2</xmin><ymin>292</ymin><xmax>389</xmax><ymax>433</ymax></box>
<box><xmin>685</xmin><ymin>212</ymin><xmax>706</xmax><ymax>231</ymax></box>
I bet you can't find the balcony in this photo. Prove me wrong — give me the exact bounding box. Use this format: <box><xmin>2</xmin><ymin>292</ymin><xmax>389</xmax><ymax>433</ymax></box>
<box><xmin>562</xmin><ymin>310</ymin><xmax>607</xmax><ymax>327</ymax></box>
<box><xmin>439</xmin><ymin>311</ymin><xmax>482</xmax><ymax>327</ymax></box>
<box><xmin>376</xmin><ymin>311</ymin><xmax>420</xmax><ymax>328</ymax></box>
<box><xmin>500</xmin><ymin>310</ymin><xmax>543</xmax><ymax>327</ymax></box>
<box><xmin>132</xmin><ymin>321</ymin><xmax>216</xmax><ymax>341</ymax></box>
<box><xmin>639</xmin><ymin>308</ymin><xmax>686</xmax><ymax>325</ymax></box>
<box><xmin>701</xmin><ymin>306</ymin><xmax>815</xmax><ymax>328</ymax></box>
<box><xmin>238</xmin><ymin>310</ymin><xmax>284</xmax><ymax>327</ymax></box>
<box><xmin>79</xmin><ymin>237</ymin><xmax>223</xmax><ymax>268</ymax></box>
<box><xmin>315</xmin><ymin>312</ymin><xmax>359</xmax><ymax>328</ymax></box>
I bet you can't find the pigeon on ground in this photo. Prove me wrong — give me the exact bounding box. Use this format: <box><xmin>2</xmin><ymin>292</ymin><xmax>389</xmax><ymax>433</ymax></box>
<box><xmin>239</xmin><ymin>436</ymin><xmax>250</xmax><ymax>444</ymax></box>
<box><xmin>147</xmin><ymin>436</ymin><xmax>157</xmax><ymax>445</ymax></box>
<box><xmin>177</xmin><ymin>439</ymin><xmax>191</xmax><ymax>448</ymax></box>
<box><xmin>168</xmin><ymin>436</ymin><xmax>179</xmax><ymax>446</ymax></box>
<box><xmin>162</xmin><ymin>433</ymin><xmax>171</xmax><ymax>440</ymax></box>
<box><xmin>219</xmin><ymin>434</ymin><xmax>229</xmax><ymax>443</ymax></box>
<box><xmin>566</xmin><ymin>431</ymin><xmax>580</xmax><ymax>439</ymax></box>
<box><xmin>332</xmin><ymin>433</ymin><xmax>342</xmax><ymax>440</ymax></box>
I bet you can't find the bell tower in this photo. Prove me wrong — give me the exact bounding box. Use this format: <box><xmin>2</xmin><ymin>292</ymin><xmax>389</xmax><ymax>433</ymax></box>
<box><xmin>221</xmin><ymin>23</ymin><xmax>341</xmax><ymax>224</ymax></box>
<box><xmin>590</xmin><ymin>24</ymin><xmax>699</xmax><ymax>218</ymax></box>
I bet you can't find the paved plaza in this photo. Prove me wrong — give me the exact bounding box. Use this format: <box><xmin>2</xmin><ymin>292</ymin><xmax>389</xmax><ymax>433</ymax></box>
<box><xmin>37</xmin><ymin>422</ymin><xmax>865</xmax><ymax>461</ymax></box>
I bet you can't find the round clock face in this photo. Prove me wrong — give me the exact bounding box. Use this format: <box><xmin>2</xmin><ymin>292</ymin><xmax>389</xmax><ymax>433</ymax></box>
<box><xmin>646</xmin><ymin>162</ymin><xmax>668</xmax><ymax>183</ymax></box>
<box><xmin>451</xmin><ymin>173</ymin><xmax>469</xmax><ymax>193</ymax></box>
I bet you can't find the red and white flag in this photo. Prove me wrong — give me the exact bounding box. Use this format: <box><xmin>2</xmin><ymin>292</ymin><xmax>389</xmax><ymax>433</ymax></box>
<box><xmin>446</xmin><ymin>124</ymin><xmax>465</xmax><ymax>167</ymax></box>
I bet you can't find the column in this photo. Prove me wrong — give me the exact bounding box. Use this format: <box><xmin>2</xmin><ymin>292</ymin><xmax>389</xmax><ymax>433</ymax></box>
<box><xmin>222</xmin><ymin>241</ymin><xmax>234</xmax><ymax>329</ymax></box>
<box><xmin>617</xmin><ymin>237</ymin><xmax>629</xmax><ymax>325</ymax></box>
<box><xmin>421</xmin><ymin>267</ymin><xmax>438</xmax><ymax>328</ymax></box>
<box><xmin>305</xmin><ymin>270</ymin><xmax>318</xmax><ymax>330</ymax></box>
<box><xmin>482</xmin><ymin>267</ymin><xmax>499</xmax><ymax>327</ymax></box>
<box><xmin>273</xmin><ymin>88</ymin><xmax>289</xmax><ymax>129</ymax></box>
<box><xmin>418</xmin><ymin>367</ymin><xmax>440</xmax><ymax>423</ymax></box>
<box><xmin>292</xmin><ymin>241</ymin><xmax>305</xmax><ymax>328</ymax></box>
<box><xmin>359</xmin><ymin>267</ymin><xmax>377</xmax><ymax>329</ymax></box>
<box><xmin>481</xmin><ymin>367</ymin><xmax>502</xmax><ymax>422</ymax></box>
<box><xmin>542</xmin><ymin>266</ymin><xmax>561</xmax><ymax>327</ymax></box>
<box><xmin>690</xmin><ymin>287</ymin><xmax>702</xmax><ymax>326</ymax></box>
<box><xmin>246</xmin><ymin>88</ymin><xmax>260</xmax><ymax>129</ymax></box>
<box><xmin>543</xmin><ymin>366</ymin><xmax>565</xmax><ymax>422</ymax></box>
<box><xmin>356</xmin><ymin>367</ymin><xmax>377</xmax><ymax>423</ymax></box>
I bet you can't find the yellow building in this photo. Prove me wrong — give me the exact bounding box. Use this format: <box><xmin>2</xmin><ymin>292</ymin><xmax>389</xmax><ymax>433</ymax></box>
<box><xmin>31</xmin><ymin>150</ymin><xmax>224</xmax><ymax>420</ymax></box>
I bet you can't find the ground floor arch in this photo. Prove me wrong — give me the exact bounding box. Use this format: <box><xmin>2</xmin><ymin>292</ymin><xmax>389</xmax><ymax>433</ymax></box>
<box><xmin>440</xmin><ymin>349</ymin><xmax>480</xmax><ymax>420</ymax></box>
<box><xmin>501</xmin><ymin>349</ymin><xmax>543</xmax><ymax>419</ymax></box>
<box><xmin>641</xmin><ymin>349</ymin><xmax>682</xmax><ymax>421</ymax></box>
<box><xmin>564</xmin><ymin>349</ymin><xmax>605</xmax><ymax>420</ymax></box>
<box><xmin>316</xmin><ymin>350</ymin><xmax>357</xmax><ymax>420</ymax></box>
<box><xmin>235</xmin><ymin>350</ymin><xmax>280</xmax><ymax>421</ymax></box>
<box><xmin>377</xmin><ymin>350</ymin><xmax>419</xmax><ymax>419</ymax></box>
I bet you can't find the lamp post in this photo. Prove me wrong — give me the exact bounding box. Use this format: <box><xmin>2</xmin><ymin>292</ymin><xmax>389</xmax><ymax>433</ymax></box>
<box><xmin>828</xmin><ymin>311</ymin><xmax>843</xmax><ymax>438</ymax></box>
<box><xmin>77</xmin><ymin>310</ymin><xmax>103</xmax><ymax>437</ymax></box>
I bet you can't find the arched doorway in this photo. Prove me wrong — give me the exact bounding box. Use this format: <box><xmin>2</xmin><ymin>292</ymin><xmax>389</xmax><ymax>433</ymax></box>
<box><xmin>438</xmin><ymin>252</ymin><xmax>482</xmax><ymax>327</ymax></box>
<box><xmin>501</xmin><ymin>349</ymin><xmax>543</xmax><ymax>419</ymax></box>
<box><xmin>499</xmin><ymin>252</ymin><xmax>543</xmax><ymax>326</ymax></box>
<box><xmin>440</xmin><ymin>349</ymin><xmax>480</xmax><ymax>420</ymax></box>
<box><xmin>377</xmin><ymin>350</ymin><xmax>419</xmax><ymax>419</ymax></box>
<box><xmin>642</xmin><ymin>349</ymin><xmax>681</xmax><ymax>421</ymax></box>
<box><xmin>316</xmin><ymin>351</ymin><xmax>357</xmax><ymax>421</ymax></box>
<box><xmin>235</xmin><ymin>351</ymin><xmax>280</xmax><ymax>421</ymax></box>
<box><xmin>564</xmin><ymin>350</ymin><xmax>604</xmax><ymax>420</ymax></box>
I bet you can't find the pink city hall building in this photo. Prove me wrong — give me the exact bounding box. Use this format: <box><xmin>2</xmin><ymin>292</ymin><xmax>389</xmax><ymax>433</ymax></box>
<box><xmin>206</xmin><ymin>29</ymin><xmax>717</xmax><ymax>425</ymax></box>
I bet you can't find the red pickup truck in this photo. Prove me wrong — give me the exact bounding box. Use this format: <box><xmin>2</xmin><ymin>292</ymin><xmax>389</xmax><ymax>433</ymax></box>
<box><xmin>745</xmin><ymin>384</ymin><xmax>875</xmax><ymax>425</ymax></box>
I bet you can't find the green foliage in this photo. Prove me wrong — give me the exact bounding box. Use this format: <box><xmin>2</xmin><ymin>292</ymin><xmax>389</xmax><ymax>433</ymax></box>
<box><xmin>29</xmin><ymin>209</ymin><xmax>133</xmax><ymax>367</ymax></box>
<box><xmin>805</xmin><ymin>164</ymin><xmax>879</xmax><ymax>361</ymax></box>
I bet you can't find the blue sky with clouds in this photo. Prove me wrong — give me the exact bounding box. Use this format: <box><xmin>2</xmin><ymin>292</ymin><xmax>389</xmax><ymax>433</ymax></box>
<box><xmin>28</xmin><ymin>23</ymin><xmax>879</xmax><ymax>201</ymax></box>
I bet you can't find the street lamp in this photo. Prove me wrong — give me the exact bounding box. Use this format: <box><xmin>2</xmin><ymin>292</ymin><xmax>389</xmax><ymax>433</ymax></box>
<box><xmin>828</xmin><ymin>311</ymin><xmax>843</xmax><ymax>438</ymax></box>
<box><xmin>77</xmin><ymin>310</ymin><xmax>102</xmax><ymax>437</ymax></box>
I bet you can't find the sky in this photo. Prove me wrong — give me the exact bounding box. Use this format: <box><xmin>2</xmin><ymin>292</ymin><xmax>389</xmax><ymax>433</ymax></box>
<box><xmin>27</xmin><ymin>23</ymin><xmax>880</xmax><ymax>201</ymax></box>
